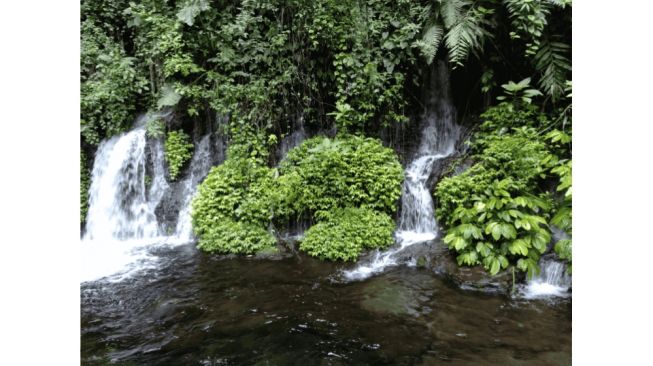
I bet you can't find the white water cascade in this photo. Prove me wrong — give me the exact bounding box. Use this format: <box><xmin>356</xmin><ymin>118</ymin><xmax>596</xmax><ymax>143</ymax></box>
<box><xmin>81</xmin><ymin>123</ymin><xmax>216</xmax><ymax>283</ymax></box>
<box><xmin>521</xmin><ymin>257</ymin><xmax>572</xmax><ymax>299</ymax></box>
<box><xmin>344</xmin><ymin>61</ymin><xmax>461</xmax><ymax>280</ymax></box>
<box><xmin>172</xmin><ymin>134</ymin><xmax>214</xmax><ymax>242</ymax></box>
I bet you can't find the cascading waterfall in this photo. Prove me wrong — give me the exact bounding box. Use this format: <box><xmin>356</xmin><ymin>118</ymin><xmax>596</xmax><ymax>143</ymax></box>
<box><xmin>81</xmin><ymin>121</ymin><xmax>217</xmax><ymax>283</ymax></box>
<box><xmin>521</xmin><ymin>257</ymin><xmax>572</xmax><ymax>299</ymax></box>
<box><xmin>84</xmin><ymin>128</ymin><xmax>163</xmax><ymax>241</ymax></box>
<box><xmin>172</xmin><ymin>134</ymin><xmax>214</xmax><ymax>242</ymax></box>
<box><xmin>344</xmin><ymin>61</ymin><xmax>460</xmax><ymax>280</ymax></box>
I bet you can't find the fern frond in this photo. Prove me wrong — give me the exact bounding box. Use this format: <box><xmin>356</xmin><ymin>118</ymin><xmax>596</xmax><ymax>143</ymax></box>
<box><xmin>533</xmin><ymin>38</ymin><xmax>571</xmax><ymax>101</ymax></box>
<box><xmin>545</xmin><ymin>0</ymin><xmax>572</xmax><ymax>8</ymax></box>
<box><xmin>417</xmin><ymin>23</ymin><xmax>444</xmax><ymax>65</ymax></box>
<box><xmin>440</xmin><ymin>0</ymin><xmax>468</xmax><ymax>29</ymax></box>
<box><xmin>444</xmin><ymin>8</ymin><xmax>492</xmax><ymax>68</ymax></box>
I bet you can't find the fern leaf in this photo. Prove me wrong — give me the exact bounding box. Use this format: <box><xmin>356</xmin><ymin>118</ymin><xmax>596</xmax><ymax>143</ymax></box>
<box><xmin>533</xmin><ymin>38</ymin><xmax>571</xmax><ymax>101</ymax></box>
<box><xmin>445</xmin><ymin>13</ymin><xmax>490</xmax><ymax>67</ymax></box>
<box><xmin>418</xmin><ymin>23</ymin><xmax>444</xmax><ymax>64</ymax></box>
<box><xmin>440</xmin><ymin>0</ymin><xmax>468</xmax><ymax>29</ymax></box>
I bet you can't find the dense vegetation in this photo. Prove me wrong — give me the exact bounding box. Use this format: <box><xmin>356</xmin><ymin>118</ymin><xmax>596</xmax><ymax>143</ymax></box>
<box><xmin>191</xmin><ymin>135</ymin><xmax>404</xmax><ymax>259</ymax></box>
<box><xmin>436</xmin><ymin>80</ymin><xmax>572</xmax><ymax>276</ymax></box>
<box><xmin>164</xmin><ymin>130</ymin><xmax>194</xmax><ymax>180</ymax></box>
<box><xmin>81</xmin><ymin>1</ymin><xmax>571</xmax><ymax>271</ymax></box>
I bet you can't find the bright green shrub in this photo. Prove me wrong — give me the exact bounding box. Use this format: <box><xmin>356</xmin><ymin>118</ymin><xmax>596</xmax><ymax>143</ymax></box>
<box><xmin>300</xmin><ymin>207</ymin><xmax>395</xmax><ymax>261</ymax></box>
<box><xmin>280</xmin><ymin>136</ymin><xmax>404</xmax><ymax>215</ymax></box>
<box><xmin>473</xmin><ymin>103</ymin><xmax>548</xmax><ymax>149</ymax></box>
<box><xmin>197</xmin><ymin>219</ymin><xmax>276</xmax><ymax>254</ymax></box>
<box><xmin>192</xmin><ymin>135</ymin><xmax>403</xmax><ymax>260</ymax></box>
<box><xmin>191</xmin><ymin>140</ymin><xmax>283</xmax><ymax>254</ymax></box>
<box><xmin>475</xmin><ymin>127</ymin><xmax>551</xmax><ymax>186</ymax></box>
<box><xmin>436</xmin><ymin>113</ymin><xmax>557</xmax><ymax>277</ymax></box>
<box><xmin>442</xmin><ymin>178</ymin><xmax>553</xmax><ymax>277</ymax></box>
<box><xmin>191</xmin><ymin>156</ymin><xmax>274</xmax><ymax>236</ymax></box>
<box><xmin>165</xmin><ymin>130</ymin><xmax>194</xmax><ymax>180</ymax></box>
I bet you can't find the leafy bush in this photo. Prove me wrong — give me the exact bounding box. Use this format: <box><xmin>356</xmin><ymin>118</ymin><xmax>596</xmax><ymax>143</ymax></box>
<box><xmin>475</xmin><ymin>102</ymin><xmax>549</xmax><ymax>142</ymax></box>
<box><xmin>441</xmin><ymin>178</ymin><xmax>553</xmax><ymax>277</ymax></box>
<box><xmin>280</xmin><ymin>136</ymin><xmax>404</xmax><ymax>215</ymax></box>
<box><xmin>191</xmin><ymin>140</ymin><xmax>282</xmax><ymax>254</ymax></box>
<box><xmin>300</xmin><ymin>207</ymin><xmax>395</xmax><ymax>261</ymax></box>
<box><xmin>197</xmin><ymin>219</ymin><xmax>276</xmax><ymax>254</ymax></box>
<box><xmin>191</xmin><ymin>155</ymin><xmax>273</xmax><ymax>235</ymax></box>
<box><xmin>192</xmin><ymin>135</ymin><xmax>403</xmax><ymax>260</ymax></box>
<box><xmin>165</xmin><ymin>130</ymin><xmax>194</xmax><ymax>180</ymax></box>
<box><xmin>436</xmin><ymin>105</ymin><xmax>560</xmax><ymax>277</ymax></box>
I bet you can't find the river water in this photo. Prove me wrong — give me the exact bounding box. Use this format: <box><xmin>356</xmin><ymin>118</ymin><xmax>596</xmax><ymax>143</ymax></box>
<box><xmin>81</xmin><ymin>243</ymin><xmax>571</xmax><ymax>365</ymax></box>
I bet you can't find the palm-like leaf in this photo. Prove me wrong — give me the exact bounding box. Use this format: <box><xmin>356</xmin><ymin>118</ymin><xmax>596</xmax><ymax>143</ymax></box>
<box><xmin>534</xmin><ymin>38</ymin><xmax>571</xmax><ymax>100</ymax></box>
<box><xmin>417</xmin><ymin>23</ymin><xmax>444</xmax><ymax>65</ymax></box>
<box><xmin>444</xmin><ymin>9</ymin><xmax>492</xmax><ymax>68</ymax></box>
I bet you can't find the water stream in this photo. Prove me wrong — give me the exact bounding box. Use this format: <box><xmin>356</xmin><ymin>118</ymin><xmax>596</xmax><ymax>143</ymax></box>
<box><xmin>521</xmin><ymin>257</ymin><xmax>572</xmax><ymax>299</ymax></box>
<box><xmin>344</xmin><ymin>61</ymin><xmax>461</xmax><ymax>281</ymax></box>
<box><xmin>81</xmin><ymin>126</ymin><xmax>217</xmax><ymax>283</ymax></box>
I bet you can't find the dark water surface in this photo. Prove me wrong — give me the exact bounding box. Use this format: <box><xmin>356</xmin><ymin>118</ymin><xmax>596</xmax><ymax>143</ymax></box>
<box><xmin>81</xmin><ymin>244</ymin><xmax>571</xmax><ymax>365</ymax></box>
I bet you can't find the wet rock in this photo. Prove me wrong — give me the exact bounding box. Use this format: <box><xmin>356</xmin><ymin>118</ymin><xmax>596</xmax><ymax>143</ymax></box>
<box><xmin>254</xmin><ymin>246</ymin><xmax>292</xmax><ymax>260</ymax></box>
<box><xmin>426</xmin><ymin>240</ymin><xmax>524</xmax><ymax>294</ymax></box>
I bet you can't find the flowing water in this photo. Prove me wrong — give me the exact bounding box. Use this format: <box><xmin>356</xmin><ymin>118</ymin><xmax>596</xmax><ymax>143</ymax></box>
<box><xmin>81</xmin><ymin>64</ymin><xmax>569</xmax><ymax>364</ymax></box>
<box><xmin>81</xmin><ymin>126</ymin><xmax>216</xmax><ymax>283</ymax></box>
<box><xmin>172</xmin><ymin>134</ymin><xmax>215</xmax><ymax>243</ymax></box>
<box><xmin>81</xmin><ymin>247</ymin><xmax>571</xmax><ymax>365</ymax></box>
<box><xmin>520</xmin><ymin>257</ymin><xmax>572</xmax><ymax>299</ymax></box>
<box><xmin>344</xmin><ymin>61</ymin><xmax>461</xmax><ymax>281</ymax></box>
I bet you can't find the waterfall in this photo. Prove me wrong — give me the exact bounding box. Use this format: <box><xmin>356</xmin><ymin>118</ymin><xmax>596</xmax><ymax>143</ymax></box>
<box><xmin>172</xmin><ymin>134</ymin><xmax>214</xmax><ymax>242</ymax></box>
<box><xmin>81</xmin><ymin>121</ymin><xmax>219</xmax><ymax>283</ymax></box>
<box><xmin>344</xmin><ymin>61</ymin><xmax>460</xmax><ymax>281</ymax></box>
<box><xmin>521</xmin><ymin>257</ymin><xmax>572</xmax><ymax>299</ymax></box>
<box><xmin>84</xmin><ymin>128</ymin><xmax>163</xmax><ymax>241</ymax></box>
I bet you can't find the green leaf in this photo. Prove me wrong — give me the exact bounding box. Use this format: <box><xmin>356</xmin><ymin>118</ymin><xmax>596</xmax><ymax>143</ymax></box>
<box><xmin>452</xmin><ymin>236</ymin><xmax>469</xmax><ymax>251</ymax></box>
<box><xmin>509</xmin><ymin>239</ymin><xmax>529</xmax><ymax>256</ymax></box>
<box><xmin>177</xmin><ymin>0</ymin><xmax>210</xmax><ymax>26</ymax></box>
<box><xmin>490</xmin><ymin>258</ymin><xmax>501</xmax><ymax>275</ymax></box>
<box><xmin>157</xmin><ymin>84</ymin><xmax>182</xmax><ymax>109</ymax></box>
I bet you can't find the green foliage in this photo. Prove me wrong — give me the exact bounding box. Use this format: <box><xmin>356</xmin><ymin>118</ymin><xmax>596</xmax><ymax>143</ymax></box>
<box><xmin>496</xmin><ymin>78</ymin><xmax>543</xmax><ymax>105</ymax></box>
<box><xmin>192</xmin><ymin>134</ymin><xmax>403</xmax><ymax>260</ymax></box>
<box><xmin>165</xmin><ymin>130</ymin><xmax>194</xmax><ymax>180</ymax></box>
<box><xmin>81</xmin><ymin>150</ymin><xmax>92</xmax><ymax>224</ymax></box>
<box><xmin>300</xmin><ymin>207</ymin><xmax>395</xmax><ymax>261</ymax></box>
<box><xmin>145</xmin><ymin>117</ymin><xmax>166</xmax><ymax>139</ymax></box>
<box><xmin>550</xmin><ymin>158</ymin><xmax>572</xmax><ymax>272</ymax></box>
<box><xmin>436</xmin><ymin>103</ymin><xmax>568</xmax><ymax>278</ymax></box>
<box><xmin>476</xmin><ymin>102</ymin><xmax>549</xmax><ymax>136</ymax></box>
<box><xmin>81</xmin><ymin>20</ymin><xmax>148</xmax><ymax>145</ymax></box>
<box><xmin>191</xmin><ymin>139</ymin><xmax>281</xmax><ymax>254</ymax></box>
<box><xmin>197</xmin><ymin>219</ymin><xmax>276</xmax><ymax>254</ymax></box>
<box><xmin>280</xmin><ymin>136</ymin><xmax>404</xmax><ymax>215</ymax></box>
<box><xmin>504</xmin><ymin>0</ymin><xmax>551</xmax><ymax>56</ymax></box>
<box><xmin>533</xmin><ymin>38</ymin><xmax>571</xmax><ymax>101</ymax></box>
